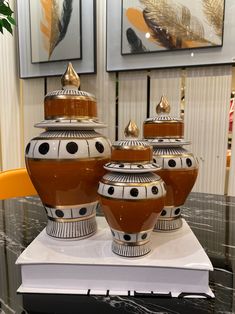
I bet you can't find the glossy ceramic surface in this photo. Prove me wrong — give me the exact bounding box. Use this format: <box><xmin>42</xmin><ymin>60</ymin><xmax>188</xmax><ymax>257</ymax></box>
<box><xmin>143</xmin><ymin>96</ymin><xmax>198</xmax><ymax>232</ymax></box>
<box><xmin>111</xmin><ymin>139</ymin><xmax>153</xmax><ymax>162</ymax></box>
<box><xmin>26</xmin><ymin>158</ymin><xmax>109</xmax><ymax>207</ymax></box>
<box><xmin>98</xmin><ymin>173</ymin><xmax>165</xmax><ymax>232</ymax></box>
<box><xmin>152</xmin><ymin>145</ymin><xmax>198</xmax><ymax>231</ymax></box>
<box><xmin>44</xmin><ymin>91</ymin><xmax>97</xmax><ymax>119</ymax></box>
<box><xmin>25</xmin><ymin>63</ymin><xmax>111</xmax><ymax>239</ymax></box>
<box><xmin>98</xmin><ymin>122</ymin><xmax>166</xmax><ymax>257</ymax></box>
<box><xmin>144</xmin><ymin>120</ymin><xmax>184</xmax><ymax>138</ymax></box>
<box><xmin>153</xmin><ymin>148</ymin><xmax>198</xmax><ymax>207</ymax></box>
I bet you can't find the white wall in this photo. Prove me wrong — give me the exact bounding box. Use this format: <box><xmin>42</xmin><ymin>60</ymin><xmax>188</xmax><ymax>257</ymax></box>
<box><xmin>0</xmin><ymin>1</ymin><xmax>22</xmax><ymax>170</ymax></box>
<box><xmin>184</xmin><ymin>66</ymin><xmax>232</xmax><ymax>194</ymax></box>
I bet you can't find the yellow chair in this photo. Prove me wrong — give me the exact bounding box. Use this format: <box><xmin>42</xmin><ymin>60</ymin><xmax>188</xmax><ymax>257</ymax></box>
<box><xmin>0</xmin><ymin>168</ymin><xmax>37</xmax><ymax>200</ymax></box>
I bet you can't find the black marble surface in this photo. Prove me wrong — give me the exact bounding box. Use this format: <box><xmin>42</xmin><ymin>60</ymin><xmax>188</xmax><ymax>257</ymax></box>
<box><xmin>0</xmin><ymin>193</ymin><xmax>234</xmax><ymax>313</ymax></box>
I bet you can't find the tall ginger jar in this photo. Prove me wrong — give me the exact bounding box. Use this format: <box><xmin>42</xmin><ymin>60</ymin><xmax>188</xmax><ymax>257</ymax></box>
<box><xmin>25</xmin><ymin>63</ymin><xmax>111</xmax><ymax>239</ymax></box>
<box><xmin>143</xmin><ymin>96</ymin><xmax>198</xmax><ymax>231</ymax></box>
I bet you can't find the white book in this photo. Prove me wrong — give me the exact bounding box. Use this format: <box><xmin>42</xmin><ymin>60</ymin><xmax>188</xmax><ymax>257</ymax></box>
<box><xmin>16</xmin><ymin>217</ymin><xmax>214</xmax><ymax>298</ymax></box>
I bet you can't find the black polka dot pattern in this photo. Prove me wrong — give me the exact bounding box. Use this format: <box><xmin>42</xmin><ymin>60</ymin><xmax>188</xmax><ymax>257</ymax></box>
<box><xmin>130</xmin><ymin>188</ymin><xmax>139</xmax><ymax>197</ymax></box>
<box><xmin>151</xmin><ymin>186</ymin><xmax>158</xmax><ymax>195</ymax></box>
<box><xmin>123</xmin><ymin>234</ymin><xmax>131</xmax><ymax>241</ymax></box>
<box><xmin>79</xmin><ymin>208</ymin><xmax>87</xmax><ymax>215</ymax></box>
<box><xmin>39</xmin><ymin>142</ymin><xmax>49</xmax><ymax>155</ymax></box>
<box><xmin>153</xmin><ymin>158</ymin><xmax>157</xmax><ymax>163</ymax></box>
<box><xmin>141</xmin><ymin>233</ymin><xmax>147</xmax><ymax>240</ymax></box>
<box><xmin>55</xmin><ymin>209</ymin><xmax>64</xmax><ymax>218</ymax></box>
<box><xmin>137</xmin><ymin>164</ymin><xmax>144</xmax><ymax>168</ymax></box>
<box><xmin>119</xmin><ymin>164</ymin><xmax>124</xmax><ymax>168</ymax></box>
<box><xmin>66</xmin><ymin>142</ymin><xmax>78</xmax><ymax>154</ymax></box>
<box><xmin>108</xmin><ymin>187</ymin><xmax>114</xmax><ymax>195</ymax></box>
<box><xmin>25</xmin><ymin>143</ymin><xmax>30</xmax><ymax>154</ymax></box>
<box><xmin>111</xmin><ymin>230</ymin><xmax>115</xmax><ymax>237</ymax></box>
<box><xmin>186</xmin><ymin>158</ymin><xmax>192</xmax><ymax>167</ymax></box>
<box><xmin>174</xmin><ymin>208</ymin><xmax>181</xmax><ymax>216</ymax></box>
<box><xmin>168</xmin><ymin>159</ymin><xmax>176</xmax><ymax>167</ymax></box>
<box><xmin>95</xmin><ymin>141</ymin><xmax>104</xmax><ymax>153</ymax></box>
<box><xmin>161</xmin><ymin>210</ymin><xmax>167</xmax><ymax>216</ymax></box>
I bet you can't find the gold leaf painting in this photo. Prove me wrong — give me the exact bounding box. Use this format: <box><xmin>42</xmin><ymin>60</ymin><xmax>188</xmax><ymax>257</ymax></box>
<box><xmin>29</xmin><ymin>0</ymin><xmax>81</xmax><ymax>63</ymax></box>
<box><xmin>122</xmin><ymin>0</ymin><xmax>225</xmax><ymax>54</ymax></box>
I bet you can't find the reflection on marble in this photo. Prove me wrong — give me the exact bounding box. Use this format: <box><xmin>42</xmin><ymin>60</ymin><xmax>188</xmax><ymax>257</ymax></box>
<box><xmin>93</xmin><ymin>295</ymin><xmax>216</xmax><ymax>314</ymax></box>
<box><xmin>93</xmin><ymin>295</ymin><xmax>173</xmax><ymax>314</ymax></box>
<box><xmin>0</xmin><ymin>193</ymin><xmax>235</xmax><ymax>313</ymax></box>
<box><xmin>0</xmin><ymin>197</ymin><xmax>46</xmax><ymax>314</ymax></box>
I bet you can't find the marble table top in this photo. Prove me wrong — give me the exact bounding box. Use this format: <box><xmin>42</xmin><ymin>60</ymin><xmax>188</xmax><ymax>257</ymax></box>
<box><xmin>0</xmin><ymin>192</ymin><xmax>234</xmax><ymax>313</ymax></box>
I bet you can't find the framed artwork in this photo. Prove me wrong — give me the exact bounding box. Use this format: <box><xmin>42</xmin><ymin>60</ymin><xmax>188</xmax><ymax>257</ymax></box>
<box><xmin>29</xmin><ymin>0</ymin><xmax>81</xmax><ymax>63</ymax></box>
<box><xmin>17</xmin><ymin>0</ymin><xmax>96</xmax><ymax>78</ymax></box>
<box><xmin>107</xmin><ymin>0</ymin><xmax>235</xmax><ymax>72</ymax></box>
<box><xmin>121</xmin><ymin>0</ymin><xmax>224</xmax><ymax>55</ymax></box>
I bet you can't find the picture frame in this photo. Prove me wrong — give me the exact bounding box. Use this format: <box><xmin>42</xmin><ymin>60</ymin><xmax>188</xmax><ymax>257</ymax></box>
<box><xmin>106</xmin><ymin>0</ymin><xmax>235</xmax><ymax>72</ymax></box>
<box><xmin>121</xmin><ymin>0</ymin><xmax>225</xmax><ymax>55</ymax></box>
<box><xmin>17</xmin><ymin>0</ymin><xmax>96</xmax><ymax>78</ymax></box>
<box><xmin>29</xmin><ymin>1</ymin><xmax>82</xmax><ymax>64</ymax></box>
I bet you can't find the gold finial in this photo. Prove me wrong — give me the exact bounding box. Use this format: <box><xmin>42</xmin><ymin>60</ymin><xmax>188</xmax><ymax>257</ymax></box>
<box><xmin>124</xmin><ymin>120</ymin><xmax>139</xmax><ymax>138</ymax></box>
<box><xmin>156</xmin><ymin>95</ymin><xmax>171</xmax><ymax>114</ymax></box>
<box><xmin>61</xmin><ymin>62</ymin><xmax>80</xmax><ymax>89</ymax></box>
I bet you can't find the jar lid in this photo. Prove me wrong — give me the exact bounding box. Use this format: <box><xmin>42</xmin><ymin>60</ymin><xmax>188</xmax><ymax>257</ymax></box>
<box><xmin>35</xmin><ymin>63</ymin><xmax>106</xmax><ymax>130</ymax></box>
<box><xmin>104</xmin><ymin>121</ymin><xmax>161</xmax><ymax>173</ymax></box>
<box><xmin>143</xmin><ymin>96</ymin><xmax>184</xmax><ymax>139</ymax></box>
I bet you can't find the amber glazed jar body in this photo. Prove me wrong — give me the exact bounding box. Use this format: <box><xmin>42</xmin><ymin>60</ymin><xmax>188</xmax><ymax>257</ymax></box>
<box><xmin>97</xmin><ymin>132</ymin><xmax>166</xmax><ymax>257</ymax></box>
<box><xmin>143</xmin><ymin>97</ymin><xmax>199</xmax><ymax>231</ymax></box>
<box><xmin>26</xmin><ymin>130</ymin><xmax>111</xmax><ymax>239</ymax></box>
<box><xmin>152</xmin><ymin>145</ymin><xmax>198</xmax><ymax>231</ymax></box>
<box><xmin>25</xmin><ymin>63</ymin><xmax>111</xmax><ymax>239</ymax></box>
<box><xmin>98</xmin><ymin>171</ymin><xmax>166</xmax><ymax>257</ymax></box>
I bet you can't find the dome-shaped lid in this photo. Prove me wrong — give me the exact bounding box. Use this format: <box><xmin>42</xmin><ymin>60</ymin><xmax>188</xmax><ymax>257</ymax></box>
<box><xmin>143</xmin><ymin>96</ymin><xmax>184</xmax><ymax>139</ymax></box>
<box><xmin>35</xmin><ymin>63</ymin><xmax>106</xmax><ymax>130</ymax></box>
<box><xmin>104</xmin><ymin>121</ymin><xmax>161</xmax><ymax>173</ymax></box>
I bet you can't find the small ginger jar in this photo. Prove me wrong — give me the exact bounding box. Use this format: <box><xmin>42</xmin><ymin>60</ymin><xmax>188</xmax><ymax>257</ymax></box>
<box><xmin>98</xmin><ymin>121</ymin><xmax>166</xmax><ymax>257</ymax></box>
<box><xmin>143</xmin><ymin>96</ymin><xmax>198</xmax><ymax>231</ymax></box>
<box><xmin>25</xmin><ymin>63</ymin><xmax>111</xmax><ymax>239</ymax></box>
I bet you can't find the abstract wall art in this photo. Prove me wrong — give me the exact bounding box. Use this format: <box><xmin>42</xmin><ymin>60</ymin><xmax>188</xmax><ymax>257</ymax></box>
<box><xmin>121</xmin><ymin>0</ymin><xmax>225</xmax><ymax>55</ymax></box>
<box><xmin>17</xmin><ymin>0</ymin><xmax>96</xmax><ymax>78</ymax></box>
<box><xmin>106</xmin><ymin>0</ymin><xmax>235</xmax><ymax>72</ymax></box>
<box><xmin>30</xmin><ymin>0</ymin><xmax>81</xmax><ymax>63</ymax></box>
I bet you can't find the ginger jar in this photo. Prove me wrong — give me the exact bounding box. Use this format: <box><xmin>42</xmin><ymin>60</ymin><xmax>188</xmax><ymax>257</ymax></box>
<box><xmin>143</xmin><ymin>96</ymin><xmax>198</xmax><ymax>231</ymax></box>
<box><xmin>98</xmin><ymin>121</ymin><xmax>166</xmax><ymax>257</ymax></box>
<box><xmin>25</xmin><ymin>63</ymin><xmax>111</xmax><ymax>239</ymax></box>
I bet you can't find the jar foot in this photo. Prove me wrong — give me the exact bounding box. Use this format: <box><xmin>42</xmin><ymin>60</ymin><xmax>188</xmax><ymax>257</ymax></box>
<box><xmin>44</xmin><ymin>202</ymin><xmax>98</xmax><ymax>239</ymax></box>
<box><xmin>112</xmin><ymin>240</ymin><xmax>151</xmax><ymax>257</ymax></box>
<box><xmin>154</xmin><ymin>206</ymin><xmax>183</xmax><ymax>232</ymax></box>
